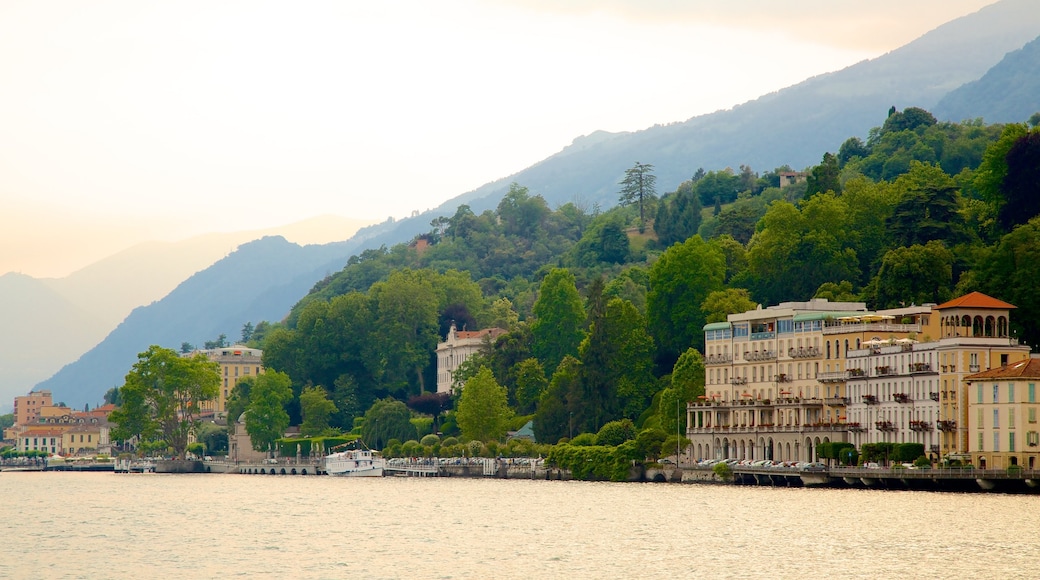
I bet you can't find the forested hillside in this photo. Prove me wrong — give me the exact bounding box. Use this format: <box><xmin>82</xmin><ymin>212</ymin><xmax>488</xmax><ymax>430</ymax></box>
<box><xmin>245</xmin><ymin>109</ymin><xmax>1040</xmax><ymax>447</ymax></box>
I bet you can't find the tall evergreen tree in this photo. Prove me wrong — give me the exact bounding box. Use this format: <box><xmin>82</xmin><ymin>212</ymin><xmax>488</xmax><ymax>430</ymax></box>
<box><xmin>531</xmin><ymin>268</ymin><xmax>586</xmax><ymax>377</ymax></box>
<box><xmin>618</xmin><ymin>161</ymin><xmax>657</xmax><ymax>232</ymax></box>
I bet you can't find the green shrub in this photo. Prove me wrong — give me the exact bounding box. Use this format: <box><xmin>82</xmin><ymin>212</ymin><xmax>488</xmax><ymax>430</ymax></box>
<box><xmin>441</xmin><ymin>436</ymin><xmax>459</xmax><ymax>448</ymax></box>
<box><xmin>596</xmin><ymin>419</ymin><xmax>636</xmax><ymax>446</ymax></box>
<box><xmin>570</xmin><ymin>433</ymin><xmax>597</xmax><ymax>446</ymax></box>
<box><xmin>712</xmin><ymin>461</ymin><xmax>733</xmax><ymax>482</ymax></box>
<box><xmin>913</xmin><ymin>455</ymin><xmax>931</xmax><ymax>468</ymax></box>
<box><xmin>420</xmin><ymin>434</ymin><xmax>440</xmax><ymax>446</ymax></box>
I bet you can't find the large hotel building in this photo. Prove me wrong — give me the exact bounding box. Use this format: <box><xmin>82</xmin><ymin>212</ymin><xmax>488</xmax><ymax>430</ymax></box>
<box><xmin>688</xmin><ymin>292</ymin><xmax>1031</xmax><ymax>466</ymax></box>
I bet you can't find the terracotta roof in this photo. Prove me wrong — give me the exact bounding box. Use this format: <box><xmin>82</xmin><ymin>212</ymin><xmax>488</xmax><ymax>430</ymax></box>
<box><xmin>934</xmin><ymin>291</ymin><xmax>1016</xmax><ymax>310</ymax></box>
<box><xmin>966</xmin><ymin>358</ymin><xmax>1040</xmax><ymax>380</ymax></box>
<box><xmin>456</xmin><ymin>328</ymin><xmax>507</xmax><ymax>340</ymax></box>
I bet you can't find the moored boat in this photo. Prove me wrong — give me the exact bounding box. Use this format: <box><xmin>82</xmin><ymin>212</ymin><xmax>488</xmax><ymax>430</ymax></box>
<box><xmin>324</xmin><ymin>443</ymin><xmax>385</xmax><ymax>477</ymax></box>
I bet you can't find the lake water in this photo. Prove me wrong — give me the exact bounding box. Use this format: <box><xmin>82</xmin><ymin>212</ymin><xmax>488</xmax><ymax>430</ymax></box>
<box><xmin>2</xmin><ymin>471</ymin><xmax>1039</xmax><ymax>579</ymax></box>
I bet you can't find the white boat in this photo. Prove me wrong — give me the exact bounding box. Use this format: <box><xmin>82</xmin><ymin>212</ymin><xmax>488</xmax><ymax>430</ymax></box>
<box><xmin>324</xmin><ymin>445</ymin><xmax>385</xmax><ymax>477</ymax></box>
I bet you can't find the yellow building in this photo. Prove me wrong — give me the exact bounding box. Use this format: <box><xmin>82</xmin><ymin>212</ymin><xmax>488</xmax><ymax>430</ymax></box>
<box><xmin>190</xmin><ymin>345</ymin><xmax>263</xmax><ymax>416</ymax></box>
<box><xmin>931</xmin><ymin>292</ymin><xmax>1030</xmax><ymax>458</ymax></box>
<box><xmin>965</xmin><ymin>357</ymin><xmax>1040</xmax><ymax>470</ymax></box>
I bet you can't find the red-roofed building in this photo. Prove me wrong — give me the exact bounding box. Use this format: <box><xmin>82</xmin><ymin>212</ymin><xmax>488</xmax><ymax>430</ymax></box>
<box><xmin>966</xmin><ymin>357</ymin><xmax>1040</xmax><ymax>469</ymax></box>
<box><xmin>436</xmin><ymin>323</ymin><xmax>507</xmax><ymax>394</ymax></box>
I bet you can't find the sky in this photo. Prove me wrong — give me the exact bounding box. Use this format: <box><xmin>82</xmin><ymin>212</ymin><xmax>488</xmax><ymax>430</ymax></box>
<box><xmin>0</xmin><ymin>0</ymin><xmax>998</xmax><ymax>278</ymax></box>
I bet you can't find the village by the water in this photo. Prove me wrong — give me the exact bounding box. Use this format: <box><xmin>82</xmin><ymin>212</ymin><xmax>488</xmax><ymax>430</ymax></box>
<box><xmin>5</xmin><ymin>290</ymin><xmax>1040</xmax><ymax>494</ymax></box>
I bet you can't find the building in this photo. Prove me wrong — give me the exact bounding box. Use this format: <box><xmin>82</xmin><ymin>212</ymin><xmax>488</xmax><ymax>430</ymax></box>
<box><xmin>13</xmin><ymin>390</ymin><xmax>52</xmax><ymax>427</ymax></box>
<box><xmin>435</xmin><ymin>323</ymin><xmax>506</xmax><ymax>394</ymax></box>
<box><xmin>689</xmin><ymin>292</ymin><xmax>1031</xmax><ymax>465</ymax></box>
<box><xmin>692</xmin><ymin>298</ymin><xmax>870</xmax><ymax>463</ymax></box>
<box><xmin>965</xmin><ymin>357</ymin><xmax>1040</xmax><ymax>470</ymax></box>
<box><xmin>189</xmin><ymin>345</ymin><xmax>263</xmax><ymax>416</ymax></box>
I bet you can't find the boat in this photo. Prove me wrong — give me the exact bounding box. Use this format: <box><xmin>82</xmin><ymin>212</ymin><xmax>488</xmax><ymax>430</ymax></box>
<box><xmin>324</xmin><ymin>442</ymin><xmax>385</xmax><ymax>477</ymax></box>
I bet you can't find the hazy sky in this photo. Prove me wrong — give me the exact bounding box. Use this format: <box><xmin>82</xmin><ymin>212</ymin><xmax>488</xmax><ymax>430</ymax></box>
<box><xmin>0</xmin><ymin>0</ymin><xmax>997</xmax><ymax>277</ymax></box>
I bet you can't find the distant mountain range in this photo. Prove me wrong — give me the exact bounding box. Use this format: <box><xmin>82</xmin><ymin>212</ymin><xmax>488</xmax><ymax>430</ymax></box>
<box><xmin>0</xmin><ymin>216</ymin><xmax>373</xmax><ymax>411</ymax></box>
<box><xmin>27</xmin><ymin>0</ymin><xmax>1040</xmax><ymax>410</ymax></box>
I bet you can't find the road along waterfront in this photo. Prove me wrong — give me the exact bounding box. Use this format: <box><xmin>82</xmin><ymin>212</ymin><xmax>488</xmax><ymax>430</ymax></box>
<box><xmin>4</xmin><ymin>471</ymin><xmax>1040</xmax><ymax>579</ymax></box>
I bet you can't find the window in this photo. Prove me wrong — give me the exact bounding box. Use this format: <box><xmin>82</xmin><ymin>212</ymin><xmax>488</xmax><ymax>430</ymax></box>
<box><xmin>1030</xmin><ymin>383</ymin><xmax>1036</xmax><ymax>403</ymax></box>
<box><xmin>993</xmin><ymin>384</ymin><xmax>999</xmax><ymax>404</ymax></box>
<box><xmin>978</xmin><ymin>384</ymin><xmax>983</xmax><ymax>404</ymax></box>
<box><xmin>244</xmin><ymin>366</ymin><xmax>250</xmax><ymax>375</ymax></box>
<box><xmin>993</xmin><ymin>409</ymin><xmax>1000</xmax><ymax>429</ymax></box>
<box><xmin>1031</xmin><ymin>408</ymin><xmax>1038</xmax><ymax>424</ymax></box>
<box><xmin>1009</xmin><ymin>383</ymin><xmax>1015</xmax><ymax>404</ymax></box>
<box><xmin>1010</xmin><ymin>432</ymin><xmax>1016</xmax><ymax>452</ymax></box>
<box><xmin>1009</xmin><ymin>412</ymin><xmax>1016</xmax><ymax>430</ymax></box>
<box><xmin>994</xmin><ymin>432</ymin><xmax>1000</xmax><ymax>452</ymax></box>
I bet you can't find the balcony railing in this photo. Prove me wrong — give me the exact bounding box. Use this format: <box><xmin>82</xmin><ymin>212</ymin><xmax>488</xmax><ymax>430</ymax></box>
<box><xmin>848</xmin><ymin>422</ymin><xmax>866</xmax><ymax>433</ymax></box>
<box><xmin>875</xmin><ymin>420</ymin><xmax>897</xmax><ymax>432</ymax></box>
<box><xmin>775</xmin><ymin>373</ymin><xmax>793</xmax><ymax>383</ymax></box>
<box><xmin>876</xmin><ymin>366</ymin><xmax>896</xmax><ymax>377</ymax></box>
<box><xmin>862</xmin><ymin>394</ymin><xmax>878</xmax><ymax>405</ymax></box>
<box><xmin>930</xmin><ymin>392</ymin><xmax>940</xmax><ymax>402</ymax></box>
<box><xmin>969</xmin><ymin>365</ymin><xmax>981</xmax><ymax>373</ymax></box>
<box><xmin>910</xmin><ymin>362</ymin><xmax>934</xmax><ymax>374</ymax></box>
<box><xmin>909</xmin><ymin>420</ymin><xmax>931</xmax><ymax>432</ymax></box>
<box><xmin>937</xmin><ymin>420</ymin><xmax>958</xmax><ymax>431</ymax></box>
<box><xmin>706</xmin><ymin>354</ymin><xmax>733</xmax><ymax>365</ymax></box>
<box><xmin>789</xmin><ymin>347</ymin><xmax>822</xmax><ymax>359</ymax></box>
<box><xmin>817</xmin><ymin>371</ymin><xmax>846</xmax><ymax>383</ymax></box>
<box><xmin>730</xmin><ymin>377</ymin><xmax>748</xmax><ymax>385</ymax></box>
<box><xmin>824</xmin><ymin>397</ymin><xmax>850</xmax><ymax>406</ymax></box>
<box><xmin>745</xmin><ymin>350</ymin><xmax>777</xmax><ymax>362</ymax></box>
<box><xmin>893</xmin><ymin>393</ymin><xmax>911</xmax><ymax>404</ymax></box>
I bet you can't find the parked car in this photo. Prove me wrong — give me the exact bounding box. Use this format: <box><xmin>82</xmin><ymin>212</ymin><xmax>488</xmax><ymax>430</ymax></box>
<box><xmin>864</xmin><ymin>462</ymin><xmax>881</xmax><ymax>469</ymax></box>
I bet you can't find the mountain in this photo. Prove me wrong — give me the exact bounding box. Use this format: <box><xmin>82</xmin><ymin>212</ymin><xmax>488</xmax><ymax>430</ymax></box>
<box><xmin>33</xmin><ymin>236</ymin><xmax>373</xmax><ymax>408</ymax></box>
<box><xmin>0</xmin><ymin>216</ymin><xmax>375</xmax><ymax>412</ymax></box>
<box><xmin>27</xmin><ymin>0</ymin><xmax>1040</xmax><ymax>409</ymax></box>
<box><xmin>347</xmin><ymin>0</ymin><xmax>1040</xmax><ymax>250</ymax></box>
<box><xmin>933</xmin><ymin>34</ymin><xmax>1040</xmax><ymax>124</ymax></box>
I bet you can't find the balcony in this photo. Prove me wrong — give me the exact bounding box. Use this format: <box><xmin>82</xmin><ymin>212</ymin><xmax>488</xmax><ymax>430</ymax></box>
<box><xmin>706</xmin><ymin>354</ymin><xmax>733</xmax><ymax>366</ymax></box>
<box><xmin>847</xmin><ymin>368</ymin><xmax>867</xmax><ymax>380</ymax></box>
<box><xmin>929</xmin><ymin>392</ymin><xmax>940</xmax><ymax>402</ymax></box>
<box><xmin>745</xmin><ymin>350</ymin><xmax>777</xmax><ymax>362</ymax></box>
<box><xmin>875</xmin><ymin>366</ymin><xmax>896</xmax><ymax>377</ymax></box>
<box><xmin>848</xmin><ymin>422</ymin><xmax>866</xmax><ymax>433</ymax></box>
<box><xmin>776</xmin><ymin>373</ymin><xmax>793</xmax><ymax>383</ymax></box>
<box><xmin>893</xmin><ymin>393</ymin><xmax>911</xmax><ymax>404</ymax></box>
<box><xmin>862</xmin><ymin>394</ymin><xmax>878</xmax><ymax>405</ymax></box>
<box><xmin>909</xmin><ymin>420</ymin><xmax>931</xmax><ymax>432</ymax></box>
<box><xmin>875</xmin><ymin>420</ymin><xmax>897</xmax><ymax>432</ymax></box>
<box><xmin>789</xmin><ymin>347</ymin><xmax>821</xmax><ymax>359</ymax></box>
<box><xmin>910</xmin><ymin>362</ymin><xmax>934</xmax><ymax>374</ymax></box>
<box><xmin>817</xmin><ymin>371</ymin><xmax>846</xmax><ymax>383</ymax></box>
<box><xmin>969</xmin><ymin>365</ymin><xmax>981</xmax><ymax>373</ymax></box>
<box><xmin>824</xmin><ymin>397</ymin><xmax>850</xmax><ymax>406</ymax></box>
<box><xmin>937</xmin><ymin>420</ymin><xmax>957</xmax><ymax>431</ymax></box>
<box><xmin>730</xmin><ymin>377</ymin><xmax>748</xmax><ymax>386</ymax></box>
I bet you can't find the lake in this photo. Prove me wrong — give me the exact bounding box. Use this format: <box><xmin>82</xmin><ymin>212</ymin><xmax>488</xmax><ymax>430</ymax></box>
<box><xmin>2</xmin><ymin>471</ymin><xmax>1038</xmax><ymax>579</ymax></box>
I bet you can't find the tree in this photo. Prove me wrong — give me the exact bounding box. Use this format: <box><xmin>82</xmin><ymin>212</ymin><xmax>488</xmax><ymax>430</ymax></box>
<box><xmin>887</xmin><ymin>162</ymin><xmax>967</xmax><ymax>248</ymax></box>
<box><xmin>531</xmin><ymin>268</ymin><xmax>585</xmax><ymax>376</ymax></box>
<box><xmin>456</xmin><ymin>366</ymin><xmax>512</xmax><ymax>442</ymax></box>
<box><xmin>618</xmin><ymin>161</ymin><xmax>657</xmax><ymax>232</ymax></box>
<box><xmin>300</xmin><ymin>386</ymin><xmax>338</xmax><ymax>436</ymax></box>
<box><xmin>361</xmin><ymin>398</ymin><xmax>416</xmax><ymax>450</ymax></box>
<box><xmin>805</xmin><ymin>152</ymin><xmax>841</xmax><ymax>198</ymax></box>
<box><xmin>670</xmin><ymin>348</ymin><xmax>706</xmax><ymax>404</ymax></box>
<box><xmin>244</xmin><ymin>371</ymin><xmax>293</xmax><ymax>455</ymax></box>
<box><xmin>109</xmin><ymin>346</ymin><xmax>220</xmax><ymax>459</ymax></box>
<box><xmin>700</xmin><ymin>289</ymin><xmax>757</xmax><ymax>324</ymax></box>
<box><xmin>103</xmin><ymin>387</ymin><xmax>122</xmax><ymax>406</ymax></box>
<box><xmin>647</xmin><ymin>236</ymin><xmax>726</xmax><ymax>362</ymax></box>
<box><xmin>406</xmin><ymin>391</ymin><xmax>452</xmax><ymax>433</ymax></box>
<box><xmin>203</xmin><ymin>334</ymin><xmax>228</xmax><ymax>350</ymax></box>
<box><xmin>968</xmin><ymin>217</ymin><xmax>1040</xmax><ymax>346</ymax></box>
<box><xmin>881</xmin><ymin>107</ymin><xmax>937</xmax><ymax>134</ymax></box>
<box><xmin>180</xmin><ymin>342</ymin><xmax>195</xmax><ymax>354</ymax></box>
<box><xmin>225</xmin><ymin>376</ymin><xmax>254</xmax><ymax>425</ymax></box>
<box><xmin>241</xmin><ymin>322</ymin><xmax>255</xmax><ymax>344</ymax></box>
<box><xmin>584</xmin><ymin>298</ymin><xmax>656</xmax><ymax>423</ymax></box>
<box><xmin>998</xmin><ymin>129</ymin><xmax>1040</xmax><ymax>232</ymax></box>
<box><xmin>595</xmin><ymin>418</ymin><xmax>636</xmax><ymax>446</ymax></box>
<box><xmin>533</xmin><ymin>355</ymin><xmax>581</xmax><ymax>444</ymax></box>
<box><xmin>868</xmin><ymin>241</ymin><xmax>954</xmax><ymax>308</ymax></box>
<box><xmin>654</xmin><ymin>181</ymin><xmax>703</xmax><ymax>246</ymax></box>
<box><xmin>369</xmin><ymin>269</ymin><xmax>440</xmax><ymax>395</ymax></box>
<box><xmin>513</xmin><ymin>358</ymin><xmax>548</xmax><ymax>415</ymax></box>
